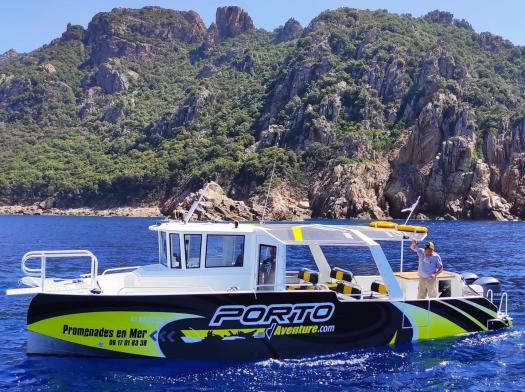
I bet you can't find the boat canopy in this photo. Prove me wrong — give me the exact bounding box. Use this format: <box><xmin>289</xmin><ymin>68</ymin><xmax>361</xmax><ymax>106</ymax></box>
<box><xmin>253</xmin><ymin>223</ymin><xmax>427</xmax><ymax>245</ymax></box>
<box><xmin>149</xmin><ymin>221</ymin><xmax>427</xmax><ymax>246</ymax></box>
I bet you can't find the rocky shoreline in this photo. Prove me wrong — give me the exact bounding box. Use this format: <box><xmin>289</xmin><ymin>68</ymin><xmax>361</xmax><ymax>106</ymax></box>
<box><xmin>1</xmin><ymin>179</ymin><xmax>517</xmax><ymax>221</ymax></box>
<box><xmin>0</xmin><ymin>205</ymin><xmax>163</xmax><ymax>218</ymax></box>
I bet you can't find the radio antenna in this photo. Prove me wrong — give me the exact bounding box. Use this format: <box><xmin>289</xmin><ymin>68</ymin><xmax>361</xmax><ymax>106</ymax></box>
<box><xmin>260</xmin><ymin>132</ymin><xmax>281</xmax><ymax>224</ymax></box>
<box><xmin>184</xmin><ymin>180</ymin><xmax>211</xmax><ymax>224</ymax></box>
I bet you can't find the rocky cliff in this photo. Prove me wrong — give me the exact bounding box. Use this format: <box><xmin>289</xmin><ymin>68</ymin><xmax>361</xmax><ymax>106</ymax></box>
<box><xmin>1</xmin><ymin>7</ymin><xmax>524</xmax><ymax>220</ymax></box>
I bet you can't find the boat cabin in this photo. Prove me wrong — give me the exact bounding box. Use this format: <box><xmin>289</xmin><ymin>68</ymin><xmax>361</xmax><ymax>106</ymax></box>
<box><xmin>94</xmin><ymin>221</ymin><xmax>464</xmax><ymax>300</ymax></box>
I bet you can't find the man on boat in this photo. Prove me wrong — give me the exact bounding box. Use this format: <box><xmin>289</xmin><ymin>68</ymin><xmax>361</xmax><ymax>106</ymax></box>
<box><xmin>410</xmin><ymin>240</ymin><xmax>443</xmax><ymax>299</ymax></box>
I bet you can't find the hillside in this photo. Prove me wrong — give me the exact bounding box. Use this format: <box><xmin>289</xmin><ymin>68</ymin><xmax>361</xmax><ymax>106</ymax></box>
<box><xmin>0</xmin><ymin>6</ymin><xmax>524</xmax><ymax>220</ymax></box>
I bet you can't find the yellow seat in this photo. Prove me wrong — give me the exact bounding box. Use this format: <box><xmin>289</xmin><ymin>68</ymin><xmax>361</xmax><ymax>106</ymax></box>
<box><xmin>298</xmin><ymin>269</ymin><xmax>319</xmax><ymax>285</ymax></box>
<box><xmin>370</xmin><ymin>281</ymin><xmax>388</xmax><ymax>294</ymax></box>
<box><xmin>330</xmin><ymin>267</ymin><xmax>353</xmax><ymax>282</ymax></box>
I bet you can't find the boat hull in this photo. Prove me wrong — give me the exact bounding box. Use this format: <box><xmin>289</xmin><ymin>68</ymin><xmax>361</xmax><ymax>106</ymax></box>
<box><xmin>26</xmin><ymin>291</ymin><xmax>511</xmax><ymax>358</ymax></box>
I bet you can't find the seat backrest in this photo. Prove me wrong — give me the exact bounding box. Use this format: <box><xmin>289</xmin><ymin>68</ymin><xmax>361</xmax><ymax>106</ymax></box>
<box><xmin>298</xmin><ymin>269</ymin><xmax>319</xmax><ymax>285</ymax></box>
<box><xmin>330</xmin><ymin>267</ymin><xmax>353</xmax><ymax>282</ymax></box>
<box><xmin>371</xmin><ymin>280</ymin><xmax>388</xmax><ymax>294</ymax></box>
<box><xmin>332</xmin><ymin>282</ymin><xmax>361</xmax><ymax>295</ymax></box>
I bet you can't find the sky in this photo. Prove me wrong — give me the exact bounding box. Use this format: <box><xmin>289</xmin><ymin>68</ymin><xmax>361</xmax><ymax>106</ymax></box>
<box><xmin>1</xmin><ymin>0</ymin><xmax>525</xmax><ymax>54</ymax></box>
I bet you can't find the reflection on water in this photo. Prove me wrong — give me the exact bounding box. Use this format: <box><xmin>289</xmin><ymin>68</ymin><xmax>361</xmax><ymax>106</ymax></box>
<box><xmin>0</xmin><ymin>216</ymin><xmax>524</xmax><ymax>391</ymax></box>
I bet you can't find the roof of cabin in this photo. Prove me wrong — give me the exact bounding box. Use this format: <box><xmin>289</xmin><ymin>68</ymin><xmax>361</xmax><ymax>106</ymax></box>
<box><xmin>149</xmin><ymin>221</ymin><xmax>427</xmax><ymax>245</ymax></box>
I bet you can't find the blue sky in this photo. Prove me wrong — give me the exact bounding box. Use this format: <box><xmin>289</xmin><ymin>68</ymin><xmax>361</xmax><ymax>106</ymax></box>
<box><xmin>1</xmin><ymin>0</ymin><xmax>524</xmax><ymax>54</ymax></box>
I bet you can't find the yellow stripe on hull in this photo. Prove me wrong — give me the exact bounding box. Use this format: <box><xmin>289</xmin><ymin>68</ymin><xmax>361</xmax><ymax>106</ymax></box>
<box><xmin>393</xmin><ymin>303</ymin><xmax>467</xmax><ymax>341</ymax></box>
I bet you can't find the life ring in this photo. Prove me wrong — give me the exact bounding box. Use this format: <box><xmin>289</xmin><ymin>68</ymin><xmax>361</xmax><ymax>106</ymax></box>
<box><xmin>396</xmin><ymin>224</ymin><xmax>428</xmax><ymax>233</ymax></box>
<box><xmin>369</xmin><ymin>221</ymin><xmax>397</xmax><ymax>229</ymax></box>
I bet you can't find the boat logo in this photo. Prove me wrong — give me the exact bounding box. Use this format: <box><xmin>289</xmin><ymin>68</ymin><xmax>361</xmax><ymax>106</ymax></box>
<box><xmin>209</xmin><ymin>302</ymin><xmax>335</xmax><ymax>327</ymax></box>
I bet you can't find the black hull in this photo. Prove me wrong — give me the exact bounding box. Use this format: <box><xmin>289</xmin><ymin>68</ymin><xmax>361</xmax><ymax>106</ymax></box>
<box><xmin>26</xmin><ymin>291</ymin><xmax>510</xmax><ymax>359</ymax></box>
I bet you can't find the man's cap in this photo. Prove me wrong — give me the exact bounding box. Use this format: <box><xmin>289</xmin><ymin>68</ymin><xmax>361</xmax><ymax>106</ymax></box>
<box><xmin>425</xmin><ymin>241</ymin><xmax>435</xmax><ymax>250</ymax></box>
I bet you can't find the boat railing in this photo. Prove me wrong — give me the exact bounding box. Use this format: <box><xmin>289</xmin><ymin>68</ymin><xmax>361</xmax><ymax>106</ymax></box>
<box><xmin>21</xmin><ymin>250</ymin><xmax>98</xmax><ymax>292</ymax></box>
<box><xmin>498</xmin><ymin>292</ymin><xmax>508</xmax><ymax>316</ymax></box>
<box><xmin>102</xmin><ymin>266</ymin><xmax>141</xmax><ymax>275</ymax></box>
<box><xmin>486</xmin><ymin>288</ymin><xmax>494</xmax><ymax>303</ymax></box>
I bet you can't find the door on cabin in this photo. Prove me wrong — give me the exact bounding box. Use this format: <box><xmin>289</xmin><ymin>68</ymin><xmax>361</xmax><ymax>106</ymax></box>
<box><xmin>257</xmin><ymin>244</ymin><xmax>277</xmax><ymax>291</ymax></box>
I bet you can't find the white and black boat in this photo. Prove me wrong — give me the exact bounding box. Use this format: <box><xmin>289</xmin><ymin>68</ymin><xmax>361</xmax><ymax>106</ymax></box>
<box><xmin>6</xmin><ymin>218</ymin><xmax>511</xmax><ymax>359</ymax></box>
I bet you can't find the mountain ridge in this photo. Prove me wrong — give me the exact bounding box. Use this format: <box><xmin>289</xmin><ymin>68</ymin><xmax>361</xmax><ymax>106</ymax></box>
<box><xmin>0</xmin><ymin>6</ymin><xmax>524</xmax><ymax>220</ymax></box>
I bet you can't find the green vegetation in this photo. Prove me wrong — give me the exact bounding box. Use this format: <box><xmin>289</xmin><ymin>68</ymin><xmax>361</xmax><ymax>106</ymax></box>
<box><xmin>0</xmin><ymin>7</ymin><xmax>524</xmax><ymax>208</ymax></box>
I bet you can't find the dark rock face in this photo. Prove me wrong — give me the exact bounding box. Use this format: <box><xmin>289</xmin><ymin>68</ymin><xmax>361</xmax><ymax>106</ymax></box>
<box><xmin>273</xmin><ymin>18</ymin><xmax>303</xmax><ymax>43</ymax></box>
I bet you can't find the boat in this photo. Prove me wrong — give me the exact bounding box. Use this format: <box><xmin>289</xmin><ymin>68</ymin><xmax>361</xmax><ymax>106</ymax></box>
<box><xmin>6</xmin><ymin>219</ymin><xmax>512</xmax><ymax>359</ymax></box>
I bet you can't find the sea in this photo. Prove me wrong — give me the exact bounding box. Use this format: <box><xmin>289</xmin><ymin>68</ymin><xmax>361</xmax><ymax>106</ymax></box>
<box><xmin>0</xmin><ymin>215</ymin><xmax>523</xmax><ymax>391</ymax></box>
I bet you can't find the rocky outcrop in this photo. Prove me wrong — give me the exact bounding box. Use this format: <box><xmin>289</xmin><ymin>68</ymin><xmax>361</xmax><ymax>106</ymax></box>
<box><xmin>0</xmin><ymin>49</ymin><xmax>18</xmax><ymax>63</ymax></box>
<box><xmin>385</xmin><ymin>87</ymin><xmax>520</xmax><ymax>220</ymax></box>
<box><xmin>477</xmin><ymin>32</ymin><xmax>513</xmax><ymax>54</ymax></box>
<box><xmin>145</xmin><ymin>87</ymin><xmax>214</xmax><ymax>139</ymax></box>
<box><xmin>423</xmin><ymin>10</ymin><xmax>473</xmax><ymax>30</ymax></box>
<box><xmin>248</xmin><ymin>182</ymin><xmax>311</xmax><ymax>220</ymax></box>
<box><xmin>161</xmin><ymin>181</ymin><xmax>309</xmax><ymax>221</ymax></box>
<box><xmin>40</xmin><ymin>63</ymin><xmax>56</xmax><ymax>74</ymax></box>
<box><xmin>94</xmin><ymin>62</ymin><xmax>139</xmax><ymax>94</ymax></box>
<box><xmin>423</xmin><ymin>10</ymin><xmax>454</xmax><ymax>26</ymax></box>
<box><xmin>84</xmin><ymin>7</ymin><xmax>206</xmax><ymax>65</ymax></box>
<box><xmin>403</xmin><ymin>46</ymin><xmax>468</xmax><ymax>123</ymax></box>
<box><xmin>215</xmin><ymin>6</ymin><xmax>255</xmax><ymax>40</ymax></box>
<box><xmin>200</xmin><ymin>7</ymin><xmax>255</xmax><ymax>53</ymax></box>
<box><xmin>273</xmin><ymin>18</ymin><xmax>303</xmax><ymax>43</ymax></box>
<box><xmin>501</xmin><ymin>154</ymin><xmax>525</xmax><ymax>217</ymax></box>
<box><xmin>0</xmin><ymin>76</ymin><xmax>33</xmax><ymax>111</ymax></box>
<box><xmin>161</xmin><ymin>182</ymin><xmax>256</xmax><ymax>221</ymax></box>
<box><xmin>172</xmin><ymin>88</ymin><xmax>214</xmax><ymax>126</ymax></box>
<box><xmin>61</xmin><ymin>23</ymin><xmax>86</xmax><ymax>41</ymax></box>
<box><xmin>310</xmin><ymin>161</ymin><xmax>390</xmax><ymax>219</ymax></box>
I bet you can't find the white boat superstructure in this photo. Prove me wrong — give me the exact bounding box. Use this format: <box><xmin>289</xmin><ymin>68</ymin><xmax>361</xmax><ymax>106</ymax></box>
<box><xmin>9</xmin><ymin>221</ymin><xmax>471</xmax><ymax>301</ymax></box>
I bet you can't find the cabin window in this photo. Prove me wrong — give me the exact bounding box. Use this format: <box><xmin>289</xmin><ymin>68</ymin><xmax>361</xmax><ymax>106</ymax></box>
<box><xmin>258</xmin><ymin>245</ymin><xmax>276</xmax><ymax>289</ymax></box>
<box><xmin>170</xmin><ymin>233</ymin><xmax>182</xmax><ymax>269</ymax></box>
<box><xmin>159</xmin><ymin>232</ymin><xmax>168</xmax><ymax>267</ymax></box>
<box><xmin>184</xmin><ymin>234</ymin><xmax>202</xmax><ymax>269</ymax></box>
<box><xmin>205</xmin><ymin>235</ymin><xmax>245</xmax><ymax>268</ymax></box>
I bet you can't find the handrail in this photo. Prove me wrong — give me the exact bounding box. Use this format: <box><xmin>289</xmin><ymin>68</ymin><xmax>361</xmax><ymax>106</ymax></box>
<box><xmin>21</xmin><ymin>250</ymin><xmax>98</xmax><ymax>292</ymax></box>
<box><xmin>498</xmin><ymin>292</ymin><xmax>508</xmax><ymax>316</ymax></box>
<box><xmin>486</xmin><ymin>289</ymin><xmax>494</xmax><ymax>303</ymax></box>
<box><xmin>102</xmin><ymin>266</ymin><xmax>141</xmax><ymax>275</ymax></box>
<box><xmin>116</xmin><ymin>285</ymin><xmax>213</xmax><ymax>294</ymax></box>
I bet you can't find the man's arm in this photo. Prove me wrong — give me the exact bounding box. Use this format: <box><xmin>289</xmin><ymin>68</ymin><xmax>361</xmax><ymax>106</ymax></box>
<box><xmin>410</xmin><ymin>239</ymin><xmax>418</xmax><ymax>252</ymax></box>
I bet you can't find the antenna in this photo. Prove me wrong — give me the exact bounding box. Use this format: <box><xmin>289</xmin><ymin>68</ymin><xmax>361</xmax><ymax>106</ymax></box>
<box><xmin>260</xmin><ymin>132</ymin><xmax>281</xmax><ymax>223</ymax></box>
<box><xmin>399</xmin><ymin>195</ymin><xmax>420</xmax><ymax>272</ymax></box>
<box><xmin>403</xmin><ymin>195</ymin><xmax>421</xmax><ymax>225</ymax></box>
<box><xmin>184</xmin><ymin>181</ymin><xmax>211</xmax><ymax>224</ymax></box>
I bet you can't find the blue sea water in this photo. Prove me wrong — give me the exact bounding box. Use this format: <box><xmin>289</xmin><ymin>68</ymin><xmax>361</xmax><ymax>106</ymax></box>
<box><xmin>0</xmin><ymin>215</ymin><xmax>524</xmax><ymax>391</ymax></box>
